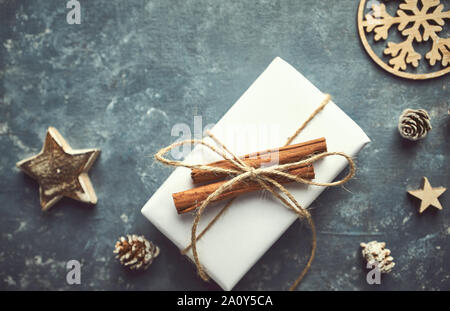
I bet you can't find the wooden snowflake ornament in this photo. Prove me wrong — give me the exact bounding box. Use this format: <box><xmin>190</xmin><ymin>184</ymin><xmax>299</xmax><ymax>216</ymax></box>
<box><xmin>358</xmin><ymin>0</ymin><xmax>450</xmax><ymax>79</ymax></box>
<box><xmin>16</xmin><ymin>127</ymin><xmax>100</xmax><ymax>211</ymax></box>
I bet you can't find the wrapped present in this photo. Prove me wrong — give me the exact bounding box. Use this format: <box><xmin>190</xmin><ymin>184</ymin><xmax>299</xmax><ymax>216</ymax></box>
<box><xmin>141</xmin><ymin>57</ymin><xmax>370</xmax><ymax>290</ymax></box>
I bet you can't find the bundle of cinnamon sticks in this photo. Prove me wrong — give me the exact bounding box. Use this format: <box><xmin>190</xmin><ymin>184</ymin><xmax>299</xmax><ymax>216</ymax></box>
<box><xmin>172</xmin><ymin>137</ymin><xmax>327</xmax><ymax>214</ymax></box>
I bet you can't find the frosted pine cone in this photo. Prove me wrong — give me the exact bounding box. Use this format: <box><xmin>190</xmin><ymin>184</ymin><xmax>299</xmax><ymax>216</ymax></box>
<box><xmin>360</xmin><ymin>241</ymin><xmax>395</xmax><ymax>274</ymax></box>
<box><xmin>398</xmin><ymin>108</ymin><xmax>431</xmax><ymax>141</ymax></box>
<box><xmin>114</xmin><ymin>234</ymin><xmax>160</xmax><ymax>271</ymax></box>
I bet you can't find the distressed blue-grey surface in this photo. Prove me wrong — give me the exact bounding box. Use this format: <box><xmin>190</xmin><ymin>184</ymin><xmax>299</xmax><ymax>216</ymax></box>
<box><xmin>0</xmin><ymin>0</ymin><xmax>449</xmax><ymax>291</ymax></box>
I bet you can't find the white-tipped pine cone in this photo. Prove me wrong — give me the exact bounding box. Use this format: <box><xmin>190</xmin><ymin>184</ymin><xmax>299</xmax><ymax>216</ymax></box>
<box><xmin>398</xmin><ymin>108</ymin><xmax>431</xmax><ymax>141</ymax></box>
<box><xmin>114</xmin><ymin>234</ymin><xmax>160</xmax><ymax>271</ymax></box>
<box><xmin>360</xmin><ymin>241</ymin><xmax>395</xmax><ymax>274</ymax></box>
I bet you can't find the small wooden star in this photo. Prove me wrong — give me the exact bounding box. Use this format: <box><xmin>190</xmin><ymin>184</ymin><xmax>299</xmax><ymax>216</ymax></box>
<box><xmin>16</xmin><ymin>127</ymin><xmax>100</xmax><ymax>211</ymax></box>
<box><xmin>408</xmin><ymin>177</ymin><xmax>446</xmax><ymax>213</ymax></box>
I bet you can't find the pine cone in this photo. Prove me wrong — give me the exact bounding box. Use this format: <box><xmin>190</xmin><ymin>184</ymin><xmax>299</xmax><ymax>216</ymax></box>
<box><xmin>398</xmin><ymin>108</ymin><xmax>431</xmax><ymax>141</ymax></box>
<box><xmin>360</xmin><ymin>241</ymin><xmax>395</xmax><ymax>274</ymax></box>
<box><xmin>114</xmin><ymin>234</ymin><xmax>160</xmax><ymax>271</ymax></box>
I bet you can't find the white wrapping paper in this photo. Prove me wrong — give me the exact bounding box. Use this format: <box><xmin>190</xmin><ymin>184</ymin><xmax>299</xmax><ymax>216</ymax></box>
<box><xmin>141</xmin><ymin>57</ymin><xmax>370</xmax><ymax>290</ymax></box>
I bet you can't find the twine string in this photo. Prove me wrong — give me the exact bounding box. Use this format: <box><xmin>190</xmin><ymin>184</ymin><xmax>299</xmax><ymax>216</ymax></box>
<box><xmin>154</xmin><ymin>94</ymin><xmax>356</xmax><ymax>290</ymax></box>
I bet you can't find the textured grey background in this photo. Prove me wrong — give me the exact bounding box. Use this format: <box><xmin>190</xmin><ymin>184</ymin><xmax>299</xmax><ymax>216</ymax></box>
<box><xmin>0</xmin><ymin>0</ymin><xmax>449</xmax><ymax>291</ymax></box>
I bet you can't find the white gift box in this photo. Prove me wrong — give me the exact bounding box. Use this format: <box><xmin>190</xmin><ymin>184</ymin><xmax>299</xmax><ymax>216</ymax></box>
<box><xmin>141</xmin><ymin>57</ymin><xmax>370</xmax><ymax>290</ymax></box>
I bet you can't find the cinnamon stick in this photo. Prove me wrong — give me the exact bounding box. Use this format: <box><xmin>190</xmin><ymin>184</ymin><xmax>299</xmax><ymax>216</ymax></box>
<box><xmin>174</xmin><ymin>164</ymin><xmax>315</xmax><ymax>214</ymax></box>
<box><xmin>191</xmin><ymin>137</ymin><xmax>326</xmax><ymax>184</ymax></box>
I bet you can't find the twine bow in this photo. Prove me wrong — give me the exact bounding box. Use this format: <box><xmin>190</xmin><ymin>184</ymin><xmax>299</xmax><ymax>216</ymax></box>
<box><xmin>155</xmin><ymin>94</ymin><xmax>356</xmax><ymax>290</ymax></box>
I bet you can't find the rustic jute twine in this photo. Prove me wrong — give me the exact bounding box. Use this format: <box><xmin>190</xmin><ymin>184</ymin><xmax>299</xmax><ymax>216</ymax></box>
<box><xmin>155</xmin><ymin>94</ymin><xmax>356</xmax><ymax>290</ymax></box>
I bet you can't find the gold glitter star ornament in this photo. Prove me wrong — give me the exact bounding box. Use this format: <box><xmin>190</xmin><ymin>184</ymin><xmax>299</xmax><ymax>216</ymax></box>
<box><xmin>408</xmin><ymin>177</ymin><xmax>446</xmax><ymax>213</ymax></box>
<box><xmin>16</xmin><ymin>127</ymin><xmax>101</xmax><ymax>211</ymax></box>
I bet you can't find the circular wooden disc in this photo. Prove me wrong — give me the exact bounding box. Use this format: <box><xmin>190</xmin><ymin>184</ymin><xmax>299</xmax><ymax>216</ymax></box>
<box><xmin>357</xmin><ymin>0</ymin><xmax>450</xmax><ymax>80</ymax></box>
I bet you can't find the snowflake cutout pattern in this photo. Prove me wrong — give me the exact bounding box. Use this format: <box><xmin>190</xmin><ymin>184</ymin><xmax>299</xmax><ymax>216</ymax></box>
<box><xmin>361</xmin><ymin>0</ymin><xmax>450</xmax><ymax>72</ymax></box>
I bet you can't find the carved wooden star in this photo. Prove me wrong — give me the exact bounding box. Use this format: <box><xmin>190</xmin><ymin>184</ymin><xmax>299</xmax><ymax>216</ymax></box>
<box><xmin>16</xmin><ymin>127</ymin><xmax>100</xmax><ymax>211</ymax></box>
<box><xmin>408</xmin><ymin>177</ymin><xmax>446</xmax><ymax>213</ymax></box>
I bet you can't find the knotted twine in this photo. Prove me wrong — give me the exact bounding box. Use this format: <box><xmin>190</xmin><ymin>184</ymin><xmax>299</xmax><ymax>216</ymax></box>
<box><xmin>155</xmin><ymin>94</ymin><xmax>356</xmax><ymax>290</ymax></box>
